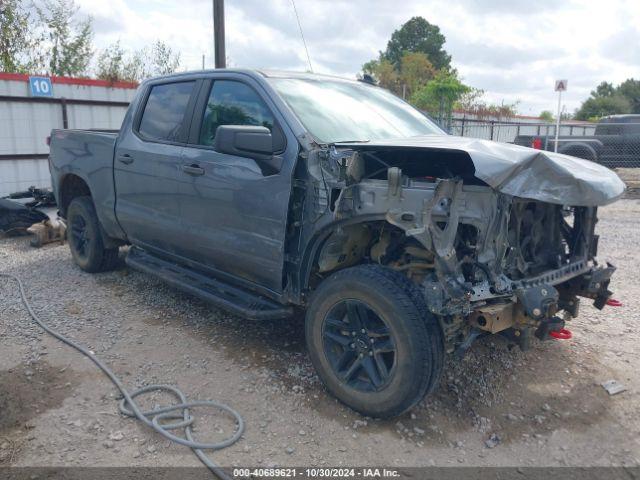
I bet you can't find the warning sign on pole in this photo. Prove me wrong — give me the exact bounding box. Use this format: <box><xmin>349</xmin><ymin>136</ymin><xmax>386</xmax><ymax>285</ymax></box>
<box><xmin>553</xmin><ymin>79</ymin><xmax>568</xmax><ymax>152</ymax></box>
<box><xmin>555</xmin><ymin>79</ymin><xmax>568</xmax><ymax>92</ymax></box>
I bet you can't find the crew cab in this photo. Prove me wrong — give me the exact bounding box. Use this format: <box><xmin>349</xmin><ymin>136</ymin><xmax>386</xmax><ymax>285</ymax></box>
<box><xmin>48</xmin><ymin>70</ymin><xmax>625</xmax><ymax>418</ymax></box>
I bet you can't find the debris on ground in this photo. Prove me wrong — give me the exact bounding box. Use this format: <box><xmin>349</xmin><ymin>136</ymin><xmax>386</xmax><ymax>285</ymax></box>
<box><xmin>484</xmin><ymin>433</ymin><xmax>501</xmax><ymax>449</ymax></box>
<box><xmin>601</xmin><ymin>380</ymin><xmax>627</xmax><ymax>396</ymax></box>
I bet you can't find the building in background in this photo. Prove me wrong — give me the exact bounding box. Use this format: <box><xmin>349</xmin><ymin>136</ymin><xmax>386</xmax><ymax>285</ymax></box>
<box><xmin>0</xmin><ymin>73</ymin><xmax>137</xmax><ymax>197</ymax></box>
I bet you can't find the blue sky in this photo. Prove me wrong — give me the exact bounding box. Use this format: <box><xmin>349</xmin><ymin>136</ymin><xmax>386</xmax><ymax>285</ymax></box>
<box><xmin>77</xmin><ymin>0</ymin><xmax>640</xmax><ymax>115</ymax></box>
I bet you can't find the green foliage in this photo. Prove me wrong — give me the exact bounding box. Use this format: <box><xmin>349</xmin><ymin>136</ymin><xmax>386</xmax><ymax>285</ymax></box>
<box><xmin>0</xmin><ymin>0</ymin><xmax>38</xmax><ymax>73</ymax></box>
<box><xmin>2</xmin><ymin>0</ymin><xmax>180</xmax><ymax>81</ymax></box>
<box><xmin>361</xmin><ymin>16</ymin><xmax>459</xmax><ymax>117</ymax></box>
<box><xmin>96</xmin><ymin>41</ymin><xmax>126</xmax><ymax>82</ymax></box>
<box><xmin>575</xmin><ymin>95</ymin><xmax>631</xmax><ymax>121</ymax></box>
<box><xmin>617</xmin><ymin>79</ymin><xmax>640</xmax><ymax>113</ymax></box>
<box><xmin>410</xmin><ymin>70</ymin><xmax>470</xmax><ymax>125</ymax></box>
<box><xmin>361</xmin><ymin>57</ymin><xmax>400</xmax><ymax>95</ymax></box>
<box><xmin>37</xmin><ymin>0</ymin><xmax>93</xmax><ymax>76</ymax></box>
<box><xmin>592</xmin><ymin>81</ymin><xmax>615</xmax><ymax>98</ymax></box>
<box><xmin>362</xmin><ymin>52</ymin><xmax>436</xmax><ymax>99</ymax></box>
<box><xmin>575</xmin><ymin>79</ymin><xmax>638</xmax><ymax>120</ymax></box>
<box><xmin>399</xmin><ymin>52</ymin><xmax>435</xmax><ymax>99</ymax></box>
<box><xmin>539</xmin><ymin>110</ymin><xmax>554</xmax><ymax>122</ymax></box>
<box><xmin>96</xmin><ymin>40</ymin><xmax>180</xmax><ymax>83</ymax></box>
<box><xmin>383</xmin><ymin>17</ymin><xmax>451</xmax><ymax>71</ymax></box>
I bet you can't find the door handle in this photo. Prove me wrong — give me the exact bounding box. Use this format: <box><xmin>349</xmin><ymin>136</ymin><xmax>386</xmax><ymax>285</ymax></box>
<box><xmin>117</xmin><ymin>154</ymin><xmax>134</xmax><ymax>165</ymax></box>
<box><xmin>181</xmin><ymin>164</ymin><xmax>205</xmax><ymax>176</ymax></box>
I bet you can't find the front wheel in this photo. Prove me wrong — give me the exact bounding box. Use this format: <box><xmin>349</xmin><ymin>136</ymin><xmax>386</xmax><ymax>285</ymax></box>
<box><xmin>305</xmin><ymin>265</ymin><xmax>444</xmax><ymax>418</ymax></box>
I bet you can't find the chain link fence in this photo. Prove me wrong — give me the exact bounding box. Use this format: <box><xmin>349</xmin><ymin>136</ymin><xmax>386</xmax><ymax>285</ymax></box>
<box><xmin>444</xmin><ymin>118</ymin><xmax>640</xmax><ymax>168</ymax></box>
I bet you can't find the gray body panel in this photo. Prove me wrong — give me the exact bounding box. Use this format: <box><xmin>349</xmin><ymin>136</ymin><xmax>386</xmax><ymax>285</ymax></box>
<box><xmin>341</xmin><ymin>135</ymin><xmax>625</xmax><ymax>206</ymax></box>
<box><xmin>48</xmin><ymin>129</ymin><xmax>125</xmax><ymax>241</ymax></box>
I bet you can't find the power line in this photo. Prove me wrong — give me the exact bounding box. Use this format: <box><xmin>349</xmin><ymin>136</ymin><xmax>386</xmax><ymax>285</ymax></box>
<box><xmin>290</xmin><ymin>0</ymin><xmax>313</xmax><ymax>72</ymax></box>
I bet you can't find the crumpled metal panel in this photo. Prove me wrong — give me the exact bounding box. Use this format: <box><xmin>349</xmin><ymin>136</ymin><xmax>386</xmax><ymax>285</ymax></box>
<box><xmin>340</xmin><ymin>135</ymin><xmax>625</xmax><ymax>206</ymax></box>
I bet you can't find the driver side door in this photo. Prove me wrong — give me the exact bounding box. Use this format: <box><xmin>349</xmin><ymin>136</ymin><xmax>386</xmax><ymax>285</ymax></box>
<box><xmin>176</xmin><ymin>75</ymin><xmax>295</xmax><ymax>294</ymax></box>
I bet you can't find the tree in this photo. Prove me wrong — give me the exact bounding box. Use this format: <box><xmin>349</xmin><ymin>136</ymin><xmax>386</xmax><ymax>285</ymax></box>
<box><xmin>539</xmin><ymin>110</ymin><xmax>554</xmax><ymax>122</ymax></box>
<box><xmin>575</xmin><ymin>79</ymin><xmax>634</xmax><ymax>120</ymax></box>
<box><xmin>575</xmin><ymin>95</ymin><xmax>631</xmax><ymax>121</ymax></box>
<box><xmin>96</xmin><ymin>40</ymin><xmax>180</xmax><ymax>83</ymax></box>
<box><xmin>383</xmin><ymin>17</ymin><xmax>451</xmax><ymax>71</ymax></box>
<box><xmin>150</xmin><ymin>41</ymin><xmax>180</xmax><ymax>76</ymax></box>
<box><xmin>592</xmin><ymin>81</ymin><xmax>615</xmax><ymax>98</ymax></box>
<box><xmin>362</xmin><ymin>57</ymin><xmax>400</xmax><ymax>95</ymax></box>
<box><xmin>617</xmin><ymin>78</ymin><xmax>640</xmax><ymax>113</ymax></box>
<box><xmin>0</xmin><ymin>0</ymin><xmax>37</xmax><ymax>73</ymax></box>
<box><xmin>96</xmin><ymin>41</ymin><xmax>126</xmax><ymax>82</ymax></box>
<box><xmin>37</xmin><ymin>0</ymin><xmax>93</xmax><ymax>76</ymax></box>
<box><xmin>399</xmin><ymin>52</ymin><xmax>435</xmax><ymax>99</ymax></box>
<box><xmin>410</xmin><ymin>70</ymin><xmax>470</xmax><ymax>126</ymax></box>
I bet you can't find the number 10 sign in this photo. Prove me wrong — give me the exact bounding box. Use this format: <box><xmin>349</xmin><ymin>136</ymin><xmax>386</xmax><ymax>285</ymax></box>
<box><xmin>29</xmin><ymin>76</ymin><xmax>53</xmax><ymax>97</ymax></box>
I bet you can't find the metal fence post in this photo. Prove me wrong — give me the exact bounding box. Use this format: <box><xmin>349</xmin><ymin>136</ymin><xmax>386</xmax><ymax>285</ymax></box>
<box><xmin>61</xmin><ymin>97</ymin><xmax>68</xmax><ymax>129</ymax></box>
<box><xmin>461</xmin><ymin>118</ymin><xmax>465</xmax><ymax>137</ymax></box>
<box><xmin>490</xmin><ymin>121</ymin><xmax>495</xmax><ymax>141</ymax></box>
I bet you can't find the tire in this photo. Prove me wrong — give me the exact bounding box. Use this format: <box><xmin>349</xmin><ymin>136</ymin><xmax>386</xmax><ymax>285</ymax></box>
<box><xmin>67</xmin><ymin>196</ymin><xmax>119</xmax><ymax>273</ymax></box>
<box><xmin>305</xmin><ymin>264</ymin><xmax>444</xmax><ymax>418</ymax></box>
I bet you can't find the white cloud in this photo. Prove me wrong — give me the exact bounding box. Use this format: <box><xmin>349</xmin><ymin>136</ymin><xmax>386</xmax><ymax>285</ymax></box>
<box><xmin>76</xmin><ymin>0</ymin><xmax>640</xmax><ymax>115</ymax></box>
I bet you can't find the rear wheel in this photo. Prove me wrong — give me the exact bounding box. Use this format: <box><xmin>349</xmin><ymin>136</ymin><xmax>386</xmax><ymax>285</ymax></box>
<box><xmin>305</xmin><ymin>264</ymin><xmax>444</xmax><ymax>418</ymax></box>
<box><xmin>67</xmin><ymin>196</ymin><xmax>119</xmax><ymax>272</ymax></box>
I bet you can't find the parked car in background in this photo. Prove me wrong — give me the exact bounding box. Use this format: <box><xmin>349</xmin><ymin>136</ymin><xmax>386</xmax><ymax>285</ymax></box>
<box><xmin>514</xmin><ymin>114</ymin><xmax>640</xmax><ymax>167</ymax></box>
<box><xmin>48</xmin><ymin>69</ymin><xmax>624</xmax><ymax>418</ymax></box>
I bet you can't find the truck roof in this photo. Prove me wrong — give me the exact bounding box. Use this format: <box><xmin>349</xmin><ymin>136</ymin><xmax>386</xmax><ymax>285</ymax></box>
<box><xmin>600</xmin><ymin>114</ymin><xmax>640</xmax><ymax>123</ymax></box>
<box><xmin>138</xmin><ymin>68</ymin><xmax>362</xmax><ymax>86</ymax></box>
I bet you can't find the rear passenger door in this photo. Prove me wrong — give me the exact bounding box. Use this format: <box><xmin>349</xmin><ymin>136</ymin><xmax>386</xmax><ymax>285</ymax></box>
<box><xmin>178</xmin><ymin>75</ymin><xmax>295</xmax><ymax>293</ymax></box>
<box><xmin>114</xmin><ymin>79</ymin><xmax>200</xmax><ymax>254</ymax></box>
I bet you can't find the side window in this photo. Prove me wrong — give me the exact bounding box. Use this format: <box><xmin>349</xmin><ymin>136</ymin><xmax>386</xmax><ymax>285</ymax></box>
<box><xmin>138</xmin><ymin>81</ymin><xmax>195</xmax><ymax>142</ymax></box>
<box><xmin>199</xmin><ymin>80</ymin><xmax>275</xmax><ymax>146</ymax></box>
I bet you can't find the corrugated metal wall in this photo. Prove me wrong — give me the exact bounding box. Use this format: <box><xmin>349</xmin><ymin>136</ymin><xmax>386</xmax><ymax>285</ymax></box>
<box><xmin>0</xmin><ymin>74</ymin><xmax>137</xmax><ymax>196</ymax></box>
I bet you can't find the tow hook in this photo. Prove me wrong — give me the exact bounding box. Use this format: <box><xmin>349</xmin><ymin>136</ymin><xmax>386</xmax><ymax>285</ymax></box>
<box><xmin>549</xmin><ymin>328</ymin><xmax>572</xmax><ymax>340</ymax></box>
<box><xmin>606</xmin><ymin>298</ymin><xmax>623</xmax><ymax>307</ymax></box>
<box><xmin>534</xmin><ymin>316</ymin><xmax>565</xmax><ymax>341</ymax></box>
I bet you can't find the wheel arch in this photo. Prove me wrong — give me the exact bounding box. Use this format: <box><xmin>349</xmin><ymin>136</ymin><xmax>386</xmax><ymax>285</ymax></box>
<box><xmin>58</xmin><ymin>173</ymin><xmax>92</xmax><ymax>218</ymax></box>
<box><xmin>58</xmin><ymin>173</ymin><xmax>124</xmax><ymax>249</ymax></box>
<box><xmin>558</xmin><ymin>142</ymin><xmax>599</xmax><ymax>162</ymax></box>
<box><xmin>297</xmin><ymin>216</ymin><xmax>403</xmax><ymax>296</ymax></box>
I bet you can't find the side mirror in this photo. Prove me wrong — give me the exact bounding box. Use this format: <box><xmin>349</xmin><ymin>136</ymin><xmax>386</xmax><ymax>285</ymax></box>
<box><xmin>214</xmin><ymin>125</ymin><xmax>274</xmax><ymax>157</ymax></box>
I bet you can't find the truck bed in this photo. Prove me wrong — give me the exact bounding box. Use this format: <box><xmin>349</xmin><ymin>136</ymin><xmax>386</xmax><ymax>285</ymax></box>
<box><xmin>49</xmin><ymin>129</ymin><xmax>123</xmax><ymax>240</ymax></box>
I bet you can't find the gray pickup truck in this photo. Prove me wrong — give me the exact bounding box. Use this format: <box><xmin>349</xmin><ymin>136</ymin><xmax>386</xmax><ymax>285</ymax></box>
<box><xmin>49</xmin><ymin>70</ymin><xmax>625</xmax><ymax>418</ymax></box>
<box><xmin>514</xmin><ymin>114</ymin><xmax>640</xmax><ymax>167</ymax></box>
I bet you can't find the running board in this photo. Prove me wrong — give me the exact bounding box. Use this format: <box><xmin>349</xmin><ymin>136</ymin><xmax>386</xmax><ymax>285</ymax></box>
<box><xmin>125</xmin><ymin>248</ymin><xmax>293</xmax><ymax>320</ymax></box>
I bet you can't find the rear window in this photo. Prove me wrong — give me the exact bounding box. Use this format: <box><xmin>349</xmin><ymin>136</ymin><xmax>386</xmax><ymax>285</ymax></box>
<box><xmin>138</xmin><ymin>81</ymin><xmax>195</xmax><ymax>142</ymax></box>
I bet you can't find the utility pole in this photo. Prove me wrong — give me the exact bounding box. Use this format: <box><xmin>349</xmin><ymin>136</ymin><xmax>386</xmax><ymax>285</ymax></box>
<box><xmin>213</xmin><ymin>0</ymin><xmax>226</xmax><ymax>69</ymax></box>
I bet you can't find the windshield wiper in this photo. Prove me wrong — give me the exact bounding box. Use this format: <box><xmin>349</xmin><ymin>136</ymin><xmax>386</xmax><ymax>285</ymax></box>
<box><xmin>332</xmin><ymin>139</ymin><xmax>370</xmax><ymax>144</ymax></box>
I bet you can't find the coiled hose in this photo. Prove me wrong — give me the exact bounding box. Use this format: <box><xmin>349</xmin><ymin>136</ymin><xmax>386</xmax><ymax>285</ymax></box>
<box><xmin>1</xmin><ymin>272</ymin><xmax>243</xmax><ymax>479</ymax></box>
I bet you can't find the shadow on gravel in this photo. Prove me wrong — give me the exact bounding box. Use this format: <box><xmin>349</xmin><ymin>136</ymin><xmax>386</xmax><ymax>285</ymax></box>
<box><xmin>0</xmin><ymin>361</ymin><xmax>79</xmax><ymax>464</ymax></box>
<box><xmin>0</xmin><ymin>361</ymin><xmax>78</xmax><ymax>434</ymax></box>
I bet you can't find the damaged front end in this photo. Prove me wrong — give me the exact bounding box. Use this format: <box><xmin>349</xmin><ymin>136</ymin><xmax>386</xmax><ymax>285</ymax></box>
<box><xmin>296</xmin><ymin>141</ymin><xmax>621</xmax><ymax>354</ymax></box>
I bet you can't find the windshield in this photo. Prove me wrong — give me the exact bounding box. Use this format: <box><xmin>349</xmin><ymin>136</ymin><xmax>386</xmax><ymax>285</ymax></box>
<box><xmin>268</xmin><ymin>77</ymin><xmax>445</xmax><ymax>143</ymax></box>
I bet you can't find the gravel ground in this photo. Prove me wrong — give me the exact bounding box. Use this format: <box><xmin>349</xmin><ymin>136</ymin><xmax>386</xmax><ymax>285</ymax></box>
<box><xmin>0</xmin><ymin>199</ymin><xmax>639</xmax><ymax>469</ymax></box>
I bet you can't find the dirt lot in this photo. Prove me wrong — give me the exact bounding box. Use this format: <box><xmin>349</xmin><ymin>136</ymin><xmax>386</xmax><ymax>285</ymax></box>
<box><xmin>1</xmin><ymin>198</ymin><xmax>639</xmax><ymax>470</ymax></box>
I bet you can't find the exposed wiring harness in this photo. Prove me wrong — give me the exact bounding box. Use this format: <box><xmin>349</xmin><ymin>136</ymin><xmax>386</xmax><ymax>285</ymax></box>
<box><xmin>0</xmin><ymin>272</ymin><xmax>244</xmax><ymax>479</ymax></box>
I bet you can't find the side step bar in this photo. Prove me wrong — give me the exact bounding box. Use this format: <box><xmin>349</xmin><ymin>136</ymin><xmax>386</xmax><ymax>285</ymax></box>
<box><xmin>125</xmin><ymin>248</ymin><xmax>293</xmax><ymax>320</ymax></box>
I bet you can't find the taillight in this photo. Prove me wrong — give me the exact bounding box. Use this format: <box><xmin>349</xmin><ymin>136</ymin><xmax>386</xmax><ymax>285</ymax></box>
<box><xmin>46</xmin><ymin>136</ymin><xmax>51</xmax><ymax>146</ymax></box>
<box><xmin>531</xmin><ymin>137</ymin><xmax>542</xmax><ymax>150</ymax></box>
